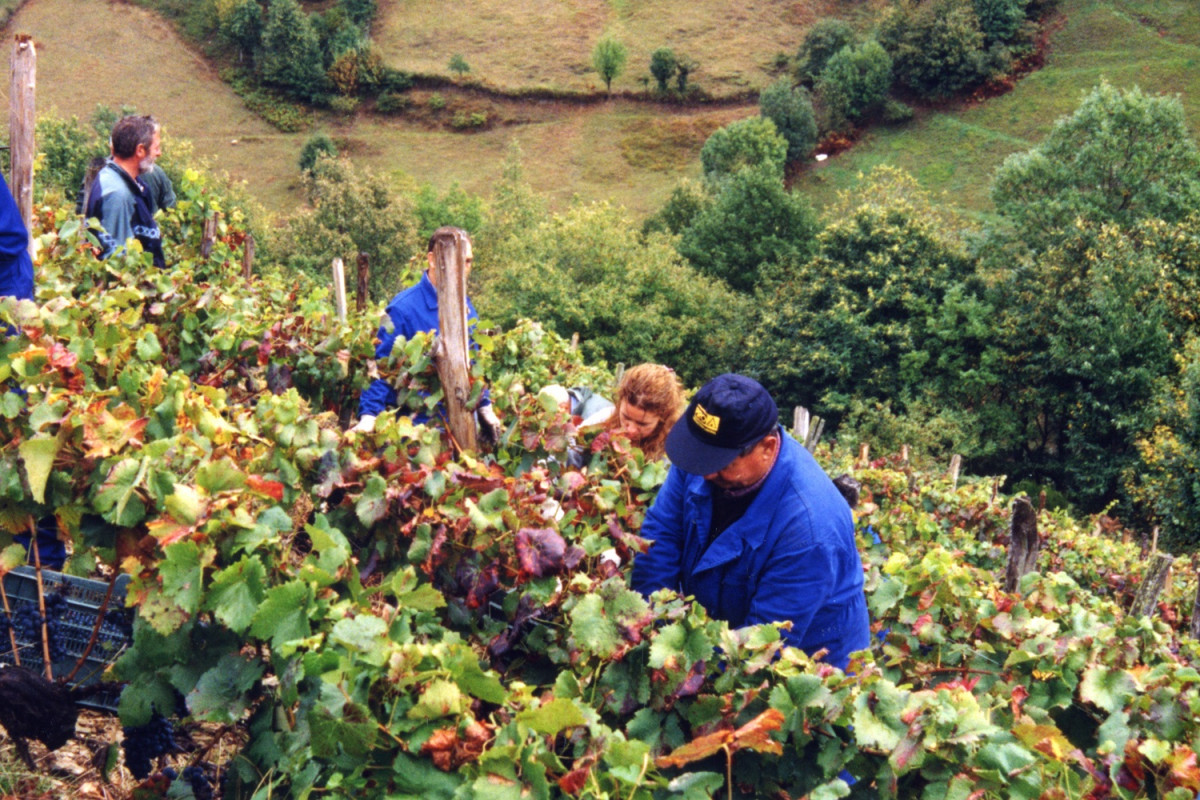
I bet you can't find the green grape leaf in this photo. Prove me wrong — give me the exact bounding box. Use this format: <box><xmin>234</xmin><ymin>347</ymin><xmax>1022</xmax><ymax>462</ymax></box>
<box><xmin>187</xmin><ymin>652</ymin><xmax>265</xmax><ymax>722</ymax></box>
<box><xmin>161</xmin><ymin>540</ymin><xmax>205</xmax><ymax>614</ymax></box>
<box><xmin>666</xmin><ymin>771</ymin><xmax>724</xmax><ymax>798</ymax></box>
<box><xmin>250</xmin><ymin>580</ymin><xmax>313</xmax><ymax>649</ymax></box>
<box><xmin>1080</xmin><ymin>665</ymin><xmax>1136</xmax><ymax>713</ymax></box>
<box><xmin>356</xmin><ymin>474</ymin><xmax>389</xmax><ymax>527</ymax></box>
<box><xmin>517</xmin><ymin>697</ymin><xmax>588</xmax><ymax>736</ymax></box>
<box><xmin>205</xmin><ymin>556</ymin><xmax>267</xmax><ymax>633</ymax></box>
<box><xmin>570</xmin><ymin>593</ymin><xmax>620</xmax><ymax>658</ymax></box>
<box><xmin>94</xmin><ymin>457</ymin><xmax>147</xmax><ymax>527</ymax></box>
<box><xmin>408</xmin><ymin>679</ymin><xmax>467</xmax><ymax>720</ymax></box>
<box><xmin>331</xmin><ymin>614</ymin><xmax>388</xmax><ymax>654</ymax></box>
<box><xmin>18</xmin><ymin>435</ymin><xmax>60</xmax><ymax>504</ymax></box>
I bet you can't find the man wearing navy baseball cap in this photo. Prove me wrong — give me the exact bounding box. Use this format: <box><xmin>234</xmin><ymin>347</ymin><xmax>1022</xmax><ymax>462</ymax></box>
<box><xmin>631</xmin><ymin>374</ymin><xmax>870</xmax><ymax>670</ymax></box>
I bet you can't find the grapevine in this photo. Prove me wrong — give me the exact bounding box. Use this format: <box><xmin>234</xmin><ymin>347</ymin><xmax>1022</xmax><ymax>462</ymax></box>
<box><xmin>1</xmin><ymin>169</ymin><xmax>1199</xmax><ymax>799</ymax></box>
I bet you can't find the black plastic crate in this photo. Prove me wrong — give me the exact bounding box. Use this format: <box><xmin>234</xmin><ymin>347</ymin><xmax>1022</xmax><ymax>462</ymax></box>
<box><xmin>1</xmin><ymin>566</ymin><xmax>132</xmax><ymax>711</ymax></box>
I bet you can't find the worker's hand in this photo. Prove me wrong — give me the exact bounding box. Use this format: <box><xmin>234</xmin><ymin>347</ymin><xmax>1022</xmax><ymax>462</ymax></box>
<box><xmin>349</xmin><ymin>414</ymin><xmax>377</xmax><ymax>434</ymax></box>
<box><xmin>477</xmin><ymin>405</ymin><xmax>503</xmax><ymax>445</ymax></box>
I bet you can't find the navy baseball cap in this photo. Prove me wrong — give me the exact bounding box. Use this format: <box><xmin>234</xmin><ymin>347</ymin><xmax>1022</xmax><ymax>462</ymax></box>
<box><xmin>665</xmin><ymin>374</ymin><xmax>779</xmax><ymax>475</ymax></box>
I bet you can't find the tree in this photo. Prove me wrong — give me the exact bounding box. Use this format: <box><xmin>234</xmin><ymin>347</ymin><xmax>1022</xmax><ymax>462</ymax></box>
<box><xmin>479</xmin><ymin>201</ymin><xmax>749</xmax><ymax>387</ymax></box>
<box><xmin>220</xmin><ymin>0</ymin><xmax>263</xmax><ymax>62</ymax></box>
<box><xmin>877</xmin><ymin>0</ymin><xmax>990</xmax><ymax>100</ymax></box>
<box><xmin>299</xmin><ymin>132</ymin><xmax>338</xmax><ymax>173</ymax></box>
<box><xmin>276</xmin><ymin>157</ymin><xmax>418</xmax><ymax>300</ymax></box>
<box><xmin>592</xmin><ymin>37</ymin><xmax>627</xmax><ymax>92</ymax></box>
<box><xmin>677</xmin><ymin>166</ymin><xmax>818</xmax><ymax>293</ymax></box>
<box><xmin>747</xmin><ymin>166</ymin><xmax>978</xmax><ymax>421</ymax></box>
<box><xmin>816</xmin><ymin>39</ymin><xmax>893</xmax><ymax>127</ymax></box>
<box><xmin>795</xmin><ymin>19</ymin><xmax>855</xmax><ymax>84</ymax></box>
<box><xmin>413</xmin><ymin>182</ymin><xmax>485</xmax><ymax>243</ymax></box>
<box><xmin>973</xmin><ymin>0</ymin><xmax>1027</xmax><ymax>45</ymax></box>
<box><xmin>991</xmin><ymin>82</ymin><xmax>1200</xmax><ymax>247</ymax></box>
<box><xmin>448</xmin><ymin>53</ymin><xmax>470</xmax><ymax>78</ymax></box>
<box><xmin>758</xmin><ymin>79</ymin><xmax>818</xmax><ymax>162</ymax></box>
<box><xmin>260</xmin><ymin>0</ymin><xmax>329</xmax><ymax>101</ymax></box>
<box><xmin>641</xmin><ymin>179</ymin><xmax>710</xmax><ymax>238</ymax></box>
<box><xmin>676</xmin><ymin>57</ymin><xmax>696</xmax><ymax>93</ymax></box>
<box><xmin>649</xmin><ymin>48</ymin><xmax>677</xmax><ymax>92</ymax></box>
<box><xmin>699</xmin><ymin>117</ymin><xmax>787</xmax><ymax>182</ymax></box>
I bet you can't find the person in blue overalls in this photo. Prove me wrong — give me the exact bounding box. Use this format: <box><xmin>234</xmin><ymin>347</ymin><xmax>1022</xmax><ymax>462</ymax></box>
<box><xmin>0</xmin><ymin>171</ymin><xmax>66</xmax><ymax>570</ymax></box>
<box><xmin>631</xmin><ymin>374</ymin><xmax>870</xmax><ymax>670</ymax></box>
<box><xmin>352</xmin><ymin>226</ymin><xmax>500</xmax><ymax>440</ymax></box>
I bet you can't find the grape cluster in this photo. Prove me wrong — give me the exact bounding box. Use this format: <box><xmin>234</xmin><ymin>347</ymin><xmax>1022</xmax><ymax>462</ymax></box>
<box><xmin>0</xmin><ymin>611</ymin><xmax>10</xmax><ymax>654</ymax></box>
<box><xmin>182</xmin><ymin>765</ymin><xmax>214</xmax><ymax>800</ymax></box>
<box><xmin>3</xmin><ymin>594</ymin><xmax>71</xmax><ymax>662</ymax></box>
<box><xmin>122</xmin><ymin>712</ymin><xmax>175</xmax><ymax>779</ymax></box>
<box><xmin>42</xmin><ymin>592</ymin><xmax>69</xmax><ymax>661</ymax></box>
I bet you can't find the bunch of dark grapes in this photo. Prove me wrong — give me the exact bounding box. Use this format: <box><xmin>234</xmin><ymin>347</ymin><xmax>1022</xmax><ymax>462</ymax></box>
<box><xmin>42</xmin><ymin>592</ymin><xmax>69</xmax><ymax>661</ymax></box>
<box><xmin>122</xmin><ymin>712</ymin><xmax>175</xmax><ymax>779</ymax></box>
<box><xmin>182</xmin><ymin>765</ymin><xmax>214</xmax><ymax>800</ymax></box>
<box><xmin>12</xmin><ymin>604</ymin><xmax>42</xmax><ymax>653</ymax></box>
<box><xmin>104</xmin><ymin>606</ymin><xmax>134</xmax><ymax>638</ymax></box>
<box><xmin>0</xmin><ymin>611</ymin><xmax>10</xmax><ymax>654</ymax></box>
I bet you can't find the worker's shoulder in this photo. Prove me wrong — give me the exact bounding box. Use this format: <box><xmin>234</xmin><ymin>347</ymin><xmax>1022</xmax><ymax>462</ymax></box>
<box><xmin>95</xmin><ymin>165</ymin><xmax>134</xmax><ymax>200</ymax></box>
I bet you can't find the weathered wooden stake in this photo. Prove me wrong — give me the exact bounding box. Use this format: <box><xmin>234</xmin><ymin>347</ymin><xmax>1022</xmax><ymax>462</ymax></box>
<box><xmin>793</xmin><ymin>406</ymin><xmax>810</xmax><ymax>443</ymax></box>
<box><xmin>241</xmin><ymin>233</ymin><xmax>255</xmax><ymax>281</ymax></box>
<box><xmin>356</xmin><ymin>252</ymin><xmax>370</xmax><ymax>313</ymax></box>
<box><xmin>200</xmin><ymin>214</ymin><xmax>218</xmax><ymax>259</ymax></box>
<box><xmin>948</xmin><ymin>454</ymin><xmax>962</xmax><ymax>488</ymax></box>
<box><xmin>1130</xmin><ymin>552</ymin><xmax>1174</xmax><ymax>618</ymax></box>
<box><xmin>1004</xmin><ymin>496</ymin><xmax>1040</xmax><ymax>592</ymax></box>
<box><xmin>805</xmin><ymin>417</ymin><xmax>824</xmax><ymax>452</ymax></box>
<box><xmin>431</xmin><ymin>231</ymin><xmax>477</xmax><ymax>451</ymax></box>
<box><xmin>900</xmin><ymin>443</ymin><xmax>909</xmax><ymax>463</ymax></box>
<box><xmin>1150</xmin><ymin>525</ymin><xmax>1159</xmax><ymax>555</ymax></box>
<box><xmin>858</xmin><ymin>442</ymin><xmax>870</xmax><ymax>467</ymax></box>
<box><xmin>9</xmin><ymin>34</ymin><xmax>35</xmax><ymax>254</ymax></box>
<box><xmin>331</xmin><ymin>257</ymin><xmax>347</xmax><ymax>323</ymax></box>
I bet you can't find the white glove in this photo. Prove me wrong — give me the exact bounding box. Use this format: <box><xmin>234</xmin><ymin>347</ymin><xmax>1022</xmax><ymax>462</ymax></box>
<box><xmin>477</xmin><ymin>405</ymin><xmax>503</xmax><ymax>445</ymax></box>
<box><xmin>349</xmin><ymin>414</ymin><xmax>377</xmax><ymax>434</ymax></box>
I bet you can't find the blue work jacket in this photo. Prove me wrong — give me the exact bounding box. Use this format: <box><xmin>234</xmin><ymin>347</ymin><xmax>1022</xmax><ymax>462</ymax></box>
<box><xmin>358</xmin><ymin>272</ymin><xmax>481</xmax><ymax>417</ymax></box>
<box><xmin>0</xmin><ymin>171</ymin><xmax>32</xmax><ymax>302</ymax></box>
<box><xmin>632</xmin><ymin>429</ymin><xmax>870</xmax><ymax>669</ymax></box>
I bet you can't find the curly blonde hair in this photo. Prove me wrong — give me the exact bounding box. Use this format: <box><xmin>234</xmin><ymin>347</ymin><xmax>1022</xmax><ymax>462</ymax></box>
<box><xmin>606</xmin><ymin>364</ymin><xmax>687</xmax><ymax>460</ymax></box>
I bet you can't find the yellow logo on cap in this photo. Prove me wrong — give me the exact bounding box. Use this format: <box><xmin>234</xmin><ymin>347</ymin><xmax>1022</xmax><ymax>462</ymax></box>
<box><xmin>693</xmin><ymin>404</ymin><xmax>720</xmax><ymax>435</ymax></box>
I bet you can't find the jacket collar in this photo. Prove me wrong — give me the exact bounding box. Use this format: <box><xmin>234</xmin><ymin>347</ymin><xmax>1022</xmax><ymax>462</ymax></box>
<box><xmin>417</xmin><ymin>271</ymin><xmax>439</xmax><ymax>311</ymax></box>
<box><xmin>689</xmin><ymin>426</ymin><xmax>796</xmax><ymax>572</ymax></box>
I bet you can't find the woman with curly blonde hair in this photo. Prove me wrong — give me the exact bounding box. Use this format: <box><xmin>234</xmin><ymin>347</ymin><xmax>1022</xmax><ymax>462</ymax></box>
<box><xmin>602</xmin><ymin>364</ymin><xmax>687</xmax><ymax>461</ymax></box>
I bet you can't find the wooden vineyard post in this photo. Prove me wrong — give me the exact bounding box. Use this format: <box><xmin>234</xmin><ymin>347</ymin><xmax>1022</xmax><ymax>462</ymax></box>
<box><xmin>1191</xmin><ymin>558</ymin><xmax>1200</xmax><ymax>640</ymax></box>
<box><xmin>356</xmin><ymin>252</ymin><xmax>369</xmax><ymax>313</ymax></box>
<box><xmin>431</xmin><ymin>231</ymin><xmax>477</xmax><ymax>452</ymax></box>
<box><xmin>242</xmin><ymin>234</ymin><xmax>255</xmax><ymax>281</ymax></box>
<box><xmin>9</xmin><ymin>34</ymin><xmax>35</xmax><ymax>255</ymax></box>
<box><xmin>857</xmin><ymin>442</ymin><xmax>870</xmax><ymax>468</ymax></box>
<box><xmin>200</xmin><ymin>214</ymin><xmax>218</xmax><ymax>259</ymax></box>
<box><xmin>1130</xmin><ymin>552</ymin><xmax>1174</xmax><ymax>619</ymax></box>
<box><xmin>1004</xmin><ymin>496</ymin><xmax>1039</xmax><ymax>593</ymax></box>
<box><xmin>948</xmin><ymin>454</ymin><xmax>962</xmax><ymax>488</ymax></box>
<box><xmin>331</xmin><ymin>257</ymin><xmax>347</xmax><ymax>323</ymax></box>
<box><xmin>793</xmin><ymin>406</ymin><xmax>810</xmax><ymax>444</ymax></box>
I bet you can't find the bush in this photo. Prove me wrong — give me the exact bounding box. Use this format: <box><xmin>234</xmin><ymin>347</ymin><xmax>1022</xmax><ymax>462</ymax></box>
<box><xmin>795</xmin><ymin>18</ymin><xmax>855</xmax><ymax>84</ymax></box>
<box><xmin>448</xmin><ymin>53</ymin><xmax>470</xmax><ymax>77</ymax></box>
<box><xmin>649</xmin><ymin>47</ymin><xmax>677</xmax><ymax>92</ymax></box>
<box><xmin>881</xmin><ymin>97</ymin><xmax>914</xmax><ymax>124</ymax></box>
<box><xmin>878</xmin><ymin>0</ymin><xmax>991</xmax><ymax>100</ymax></box>
<box><xmin>375</xmin><ymin>92</ymin><xmax>409</xmax><ymax>113</ymax></box>
<box><xmin>699</xmin><ymin>116</ymin><xmax>788</xmax><ymax>182</ymax></box>
<box><xmin>276</xmin><ymin>157</ymin><xmax>419</xmax><ymax>301</ymax></box>
<box><xmin>973</xmin><ymin>0</ymin><xmax>1027</xmax><ymax>45</ymax></box>
<box><xmin>259</xmin><ymin>0</ymin><xmax>329</xmax><ymax>102</ymax></box>
<box><xmin>677</xmin><ymin>166</ymin><xmax>818</xmax><ymax>292</ymax></box>
<box><xmin>480</xmin><ymin>201</ymin><xmax>749</xmax><ymax>387</ymax></box>
<box><xmin>299</xmin><ymin>132</ymin><xmax>339</xmax><ymax>173</ymax></box>
<box><xmin>428</xmin><ymin>93</ymin><xmax>447</xmax><ymax>111</ymax></box>
<box><xmin>641</xmin><ymin>179</ymin><xmax>710</xmax><ymax>238</ymax></box>
<box><xmin>816</xmin><ymin>39</ymin><xmax>893</xmax><ymax>128</ymax></box>
<box><xmin>758</xmin><ymin>79</ymin><xmax>818</xmax><ymax>162</ymax></box>
<box><xmin>329</xmin><ymin>95</ymin><xmax>359</xmax><ymax>115</ymax></box>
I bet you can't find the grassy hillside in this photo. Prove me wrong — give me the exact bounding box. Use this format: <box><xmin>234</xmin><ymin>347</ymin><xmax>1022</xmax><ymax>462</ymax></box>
<box><xmin>793</xmin><ymin>0</ymin><xmax>1200</xmax><ymax>219</ymax></box>
<box><xmin>372</xmin><ymin>0</ymin><xmax>876</xmax><ymax>95</ymax></box>
<box><xmin>6</xmin><ymin>0</ymin><xmax>1199</xmax><ymax>221</ymax></box>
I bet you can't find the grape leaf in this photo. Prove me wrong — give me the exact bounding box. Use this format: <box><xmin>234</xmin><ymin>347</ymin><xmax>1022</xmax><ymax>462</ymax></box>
<box><xmin>1080</xmin><ymin>665</ymin><xmax>1136</xmax><ymax>713</ymax></box>
<box><xmin>161</xmin><ymin>540</ymin><xmax>205</xmax><ymax>614</ymax></box>
<box><xmin>331</xmin><ymin>615</ymin><xmax>388</xmax><ymax>654</ymax></box>
<box><xmin>570</xmin><ymin>594</ymin><xmax>620</xmax><ymax>659</ymax></box>
<box><xmin>18</xmin><ymin>434</ymin><xmax>59</xmax><ymax>504</ymax></box>
<box><xmin>517</xmin><ymin>697</ymin><xmax>588</xmax><ymax>736</ymax></box>
<box><xmin>205</xmin><ymin>556</ymin><xmax>267</xmax><ymax>633</ymax></box>
<box><xmin>95</xmin><ymin>457</ymin><xmax>147</xmax><ymax>527</ymax></box>
<box><xmin>516</xmin><ymin>527</ymin><xmax>566</xmax><ymax>577</ymax></box>
<box><xmin>356</xmin><ymin>474</ymin><xmax>389</xmax><ymax>527</ymax></box>
<box><xmin>187</xmin><ymin>652</ymin><xmax>265</xmax><ymax>722</ymax></box>
<box><xmin>250</xmin><ymin>580</ymin><xmax>313</xmax><ymax>649</ymax></box>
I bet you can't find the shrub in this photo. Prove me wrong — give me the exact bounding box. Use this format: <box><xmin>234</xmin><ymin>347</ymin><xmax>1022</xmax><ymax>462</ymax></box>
<box><xmin>448</xmin><ymin>53</ymin><xmax>470</xmax><ymax>77</ymax></box>
<box><xmin>881</xmin><ymin>97</ymin><xmax>914</xmax><ymax>124</ymax></box>
<box><xmin>376</xmin><ymin>92</ymin><xmax>409</xmax><ymax>113</ymax></box>
<box><xmin>699</xmin><ymin>116</ymin><xmax>787</xmax><ymax>182</ymax></box>
<box><xmin>330</xmin><ymin>95</ymin><xmax>359</xmax><ymax>115</ymax></box>
<box><xmin>758</xmin><ymin>79</ymin><xmax>818</xmax><ymax>162</ymax></box>
<box><xmin>816</xmin><ymin>39</ymin><xmax>893</xmax><ymax>127</ymax></box>
<box><xmin>592</xmin><ymin>37</ymin><xmax>628</xmax><ymax>91</ymax></box>
<box><xmin>795</xmin><ymin>18</ymin><xmax>855</xmax><ymax>83</ymax></box>
<box><xmin>878</xmin><ymin>0</ymin><xmax>991</xmax><ymax>100</ymax></box>
<box><xmin>649</xmin><ymin>48</ymin><xmax>677</xmax><ymax>92</ymax></box>
<box><xmin>469</xmin><ymin>111</ymin><xmax>488</xmax><ymax>127</ymax></box>
<box><xmin>428</xmin><ymin>93</ymin><xmax>446</xmax><ymax>111</ymax></box>
<box><xmin>299</xmin><ymin>132</ymin><xmax>338</xmax><ymax>173</ymax></box>
<box><xmin>259</xmin><ymin>0</ymin><xmax>329</xmax><ymax>102</ymax></box>
<box><xmin>641</xmin><ymin>179</ymin><xmax>710</xmax><ymax>238</ymax></box>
